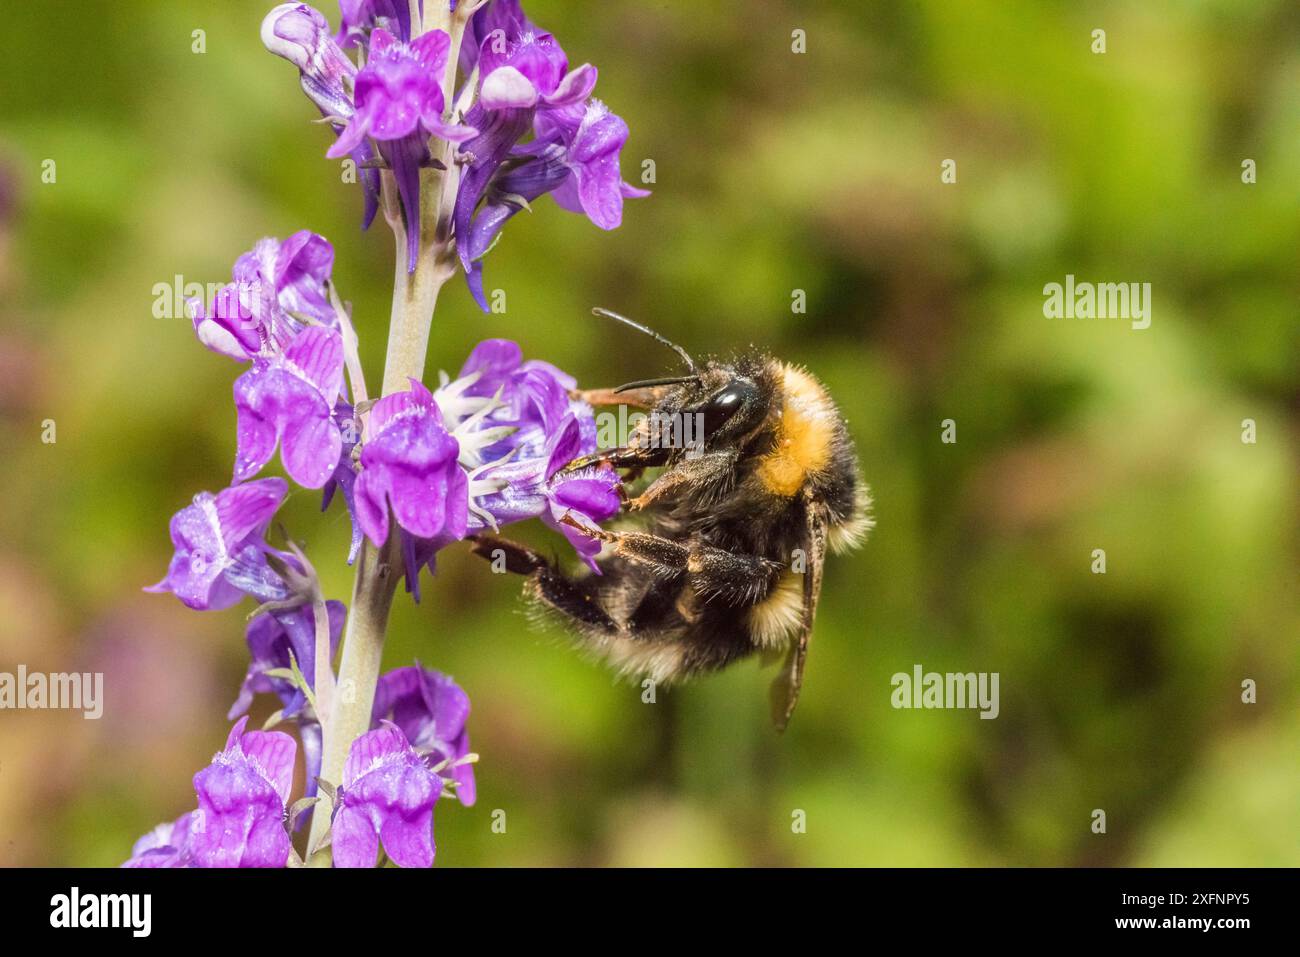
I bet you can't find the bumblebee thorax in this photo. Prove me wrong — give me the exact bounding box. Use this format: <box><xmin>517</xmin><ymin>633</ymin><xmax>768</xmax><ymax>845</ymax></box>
<box><xmin>754</xmin><ymin>363</ymin><xmax>836</xmax><ymax>497</ymax></box>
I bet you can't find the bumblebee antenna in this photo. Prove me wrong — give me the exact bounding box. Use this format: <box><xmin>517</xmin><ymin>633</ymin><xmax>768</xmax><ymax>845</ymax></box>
<box><xmin>592</xmin><ymin>307</ymin><xmax>698</xmax><ymax>375</ymax></box>
<box><xmin>613</xmin><ymin>375</ymin><xmax>699</xmax><ymax>393</ymax></box>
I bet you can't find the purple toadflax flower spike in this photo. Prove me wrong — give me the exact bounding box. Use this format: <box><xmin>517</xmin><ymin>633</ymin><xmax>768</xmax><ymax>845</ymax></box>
<box><xmin>333</xmin><ymin>721</ymin><xmax>441</xmax><ymax>868</ymax></box>
<box><xmin>146</xmin><ymin>478</ymin><xmax>291</xmax><ymax>610</ymax></box>
<box><xmin>233</xmin><ymin>324</ymin><xmax>347</xmax><ymax>489</ymax></box>
<box><xmin>190</xmin><ymin>718</ymin><xmax>297</xmax><ymax>868</ymax></box>
<box><xmin>373</xmin><ymin>664</ymin><xmax>476</xmax><ymax>806</ymax></box>
<box><xmin>263</xmin><ymin>4</ymin><xmax>382</xmax><ymax>228</ymax></box>
<box><xmin>327</xmin><ymin>28</ymin><xmax>477</xmax><ymax>272</ymax></box>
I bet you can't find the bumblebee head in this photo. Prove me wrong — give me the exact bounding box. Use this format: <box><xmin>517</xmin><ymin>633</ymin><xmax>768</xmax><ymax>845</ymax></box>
<box><xmin>653</xmin><ymin>357</ymin><xmax>780</xmax><ymax>450</ymax></box>
<box><xmin>594</xmin><ymin>309</ymin><xmax>780</xmax><ymax>451</ymax></box>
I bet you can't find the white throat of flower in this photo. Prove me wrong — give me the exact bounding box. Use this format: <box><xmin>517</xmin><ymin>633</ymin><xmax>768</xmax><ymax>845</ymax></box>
<box><xmin>433</xmin><ymin>369</ymin><xmax>519</xmax><ymax>531</ymax></box>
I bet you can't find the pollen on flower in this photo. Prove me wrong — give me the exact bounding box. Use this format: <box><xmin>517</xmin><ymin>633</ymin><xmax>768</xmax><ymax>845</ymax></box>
<box><xmin>136</xmin><ymin>0</ymin><xmax>647</xmax><ymax>869</ymax></box>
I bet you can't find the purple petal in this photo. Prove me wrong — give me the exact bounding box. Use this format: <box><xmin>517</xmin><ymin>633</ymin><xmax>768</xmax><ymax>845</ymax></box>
<box><xmin>190</xmin><ymin>284</ymin><xmax>260</xmax><ymax>361</ymax></box>
<box><xmin>232</xmin><ymin>329</ymin><xmax>344</xmax><ymax>488</ymax></box>
<box><xmin>459</xmin><ymin>338</ymin><xmax>523</xmax><ymax>380</ymax></box>
<box><xmin>123</xmin><ymin>812</ymin><xmax>195</xmax><ymax>868</ymax></box>
<box><xmin>146</xmin><ymin>480</ymin><xmax>287</xmax><ymax>611</ymax></box>
<box><xmin>575</xmin><ymin>150</ymin><xmax>625</xmax><ymax>229</ymax></box>
<box><xmin>326</xmin><ymin>109</ymin><xmax>372</xmax><ymax>159</ymax></box>
<box><xmin>542</xmin><ymin>63</ymin><xmax>597</xmax><ymax>107</ymax></box>
<box><xmin>335</xmin><ymin>722</ymin><xmax>438</xmax><ymax>868</ymax></box>
<box><xmin>232</xmin><ymin>720</ymin><xmax>297</xmax><ymax>806</ymax></box>
<box><xmin>551</xmin><ymin>475</ymin><xmax>621</xmax><ymax>520</ymax></box>
<box><xmin>355</xmin><ymin>381</ymin><xmax>463</xmax><ymax>545</ymax></box>
<box><xmin>283</xmin><ymin>325</ymin><xmax>344</xmax><ymax>402</ymax></box>
<box><xmin>216</xmin><ymin>478</ymin><xmax>290</xmax><ymax>544</ymax></box>
<box><xmin>190</xmin><ymin>719</ymin><xmax>295</xmax><ymax>868</ymax></box>
<box><xmin>378</xmin><ymin>813</ymin><xmax>435</xmax><ymax>869</ymax></box>
<box><xmin>262</xmin><ymin>3</ymin><xmax>358</xmax><ymax>121</ymax></box>
<box><xmin>409</xmin><ymin>28</ymin><xmax>450</xmax><ymax>74</ymax></box>
<box><xmin>275</xmin><ymin>230</ymin><xmax>335</xmax><ymax>322</ymax></box>
<box><xmin>331</xmin><ymin>805</ymin><xmax>380</xmax><ymax>869</ymax></box>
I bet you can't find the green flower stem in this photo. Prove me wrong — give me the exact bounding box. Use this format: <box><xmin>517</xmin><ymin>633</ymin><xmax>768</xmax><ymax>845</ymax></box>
<box><xmin>307</xmin><ymin>166</ymin><xmax>456</xmax><ymax>862</ymax></box>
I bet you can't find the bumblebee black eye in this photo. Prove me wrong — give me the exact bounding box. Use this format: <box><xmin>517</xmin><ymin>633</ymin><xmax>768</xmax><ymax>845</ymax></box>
<box><xmin>700</xmin><ymin>380</ymin><xmax>757</xmax><ymax>435</ymax></box>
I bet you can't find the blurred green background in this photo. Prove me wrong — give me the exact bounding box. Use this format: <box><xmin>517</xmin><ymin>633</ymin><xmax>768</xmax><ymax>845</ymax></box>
<box><xmin>0</xmin><ymin>0</ymin><xmax>1297</xmax><ymax>867</ymax></box>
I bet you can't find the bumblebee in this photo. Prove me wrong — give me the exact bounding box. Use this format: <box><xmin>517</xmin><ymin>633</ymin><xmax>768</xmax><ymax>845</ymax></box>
<box><xmin>471</xmin><ymin>310</ymin><xmax>872</xmax><ymax>729</ymax></box>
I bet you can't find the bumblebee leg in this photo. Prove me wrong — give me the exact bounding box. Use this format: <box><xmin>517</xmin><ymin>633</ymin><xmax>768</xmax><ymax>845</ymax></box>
<box><xmin>468</xmin><ymin>534</ymin><xmax>619</xmax><ymax>631</ymax></box>
<box><xmin>559</xmin><ymin>443</ymin><xmax>672</xmax><ymax>477</ymax></box>
<box><xmin>683</xmin><ymin>548</ymin><xmax>785</xmax><ymax>605</ymax></box>
<box><xmin>467</xmin><ymin>533</ymin><xmax>550</xmax><ymax>574</ymax></box>
<box><xmin>529</xmin><ymin>569</ymin><xmax>620</xmax><ymax>631</ymax></box>
<box><xmin>558</xmin><ymin>517</ymin><xmax>781</xmax><ymax>604</ymax></box>
<box><xmin>627</xmin><ymin>451</ymin><xmax>738</xmax><ymax>511</ymax></box>
<box><xmin>472</xmin><ymin>531</ymin><xmax>749</xmax><ymax>683</ymax></box>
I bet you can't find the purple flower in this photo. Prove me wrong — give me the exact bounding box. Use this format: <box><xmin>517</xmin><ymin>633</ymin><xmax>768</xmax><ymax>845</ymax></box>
<box><xmin>372</xmin><ymin>339</ymin><xmax>619</xmax><ymax>592</ymax></box>
<box><xmin>189</xmin><ymin>230</ymin><xmax>337</xmax><ymax>362</ymax></box>
<box><xmin>230</xmin><ymin>602</ymin><xmax>345</xmax><ymax>724</ymax></box>
<box><xmin>373</xmin><ymin>665</ymin><xmax>475</xmax><ymax>806</ymax></box>
<box><xmin>236</xmin><ymin>230</ymin><xmax>336</xmax><ymax>328</ymax></box>
<box><xmin>459</xmin><ymin>101</ymin><xmax>646</xmax><ymax>307</ymax></box>
<box><xmin>438</xmin><ymin>339</ymin><xmax>620</xmax><ymax>569</ymax></box>
<box><xmin>122</xmin><ymin>812</ymin><xmax>195</xmax><ymax>868</ymax></box>
<box><xmin>337</xmin><ymin>0</ymin><xmax>419</xmax><ymax>47</ymax></box>
<box><xmin>476</xmin><ymin>30</ymin><xmax>595</xmax><ymax>111</ymax></box>
<box><xmin>539</xmin><ymin>100</ymin><xmax>650</xmax><ymax>229</ymax></box>
<box><xmin>333</xmin><ymin>721</ymin><xmax>440</xmax><ymax>868</ymax></box>
<box><xmin>452</xmin><ymin>14</ymin><xmax>644</xmax><ymax>309</ymax></box>
<box><xmin>263</xmin><ymin>3</ymin><xmax>381</xmax><ymax>228</ymax></box>
<box><xmin>146</xmin><ymin>479</ymin><xmax>290</xmax><ymax>610</ymax></box>
<box><xmin>229</xmin><ymin>602</ymin><xmax>346</xmax><ymax>807</ymax></box>
<box><xmin>233</xmin><ymin>324</ymin><xmax>346</xmax><ymax>489</ymax></box>
<box><xmin>322</xmin><ymin>402</ymin><xmax>366</xmax><ymax>563</ymax></box>
<box><xmin>354</xmin><ymin>378</ymin><xmax>467</xmax><ymax>547</ymax></box>
<box><xmin>188</xmin><ymin>282</ymin><xmax>262</xmax><ymax>362</ymax></box>
<box><xmin>263</xmin><ymin>4</ymin><xmax>356</xmax><ymax>127</ymax></box>
<box><xmin>460</xmin><ymin>0</ymin><xmax>537</xmax><ymax>77</ymax></box>
<box><xmin>191</xmin><ymin>718</ymin><xmax>296</xmax><ymax>868</ymax></box>
<box><xmin>328</xmin><ymin>28</ymin><xmax>477</xmax><ymax>271</ymax></box>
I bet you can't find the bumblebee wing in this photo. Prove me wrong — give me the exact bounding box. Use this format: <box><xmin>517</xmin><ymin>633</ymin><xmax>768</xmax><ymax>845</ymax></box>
<box><xmin>769</xmin><ymin>496</ymin><xmax>829</xmax><ymax>731</ymax></box>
